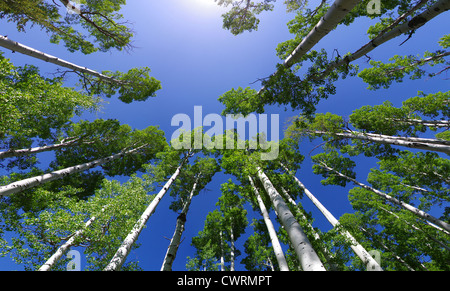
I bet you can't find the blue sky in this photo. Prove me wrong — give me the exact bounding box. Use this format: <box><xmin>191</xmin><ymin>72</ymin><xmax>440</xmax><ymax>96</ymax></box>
<box><xmin>0</xmin><ymin>0</ymin><xmax>448</xmax><ymax>271</ymax></box>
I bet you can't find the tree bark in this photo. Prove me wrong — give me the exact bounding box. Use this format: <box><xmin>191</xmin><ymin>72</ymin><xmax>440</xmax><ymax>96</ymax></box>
<box><xmin>318</xmin><ymin>162</ymin><xmax>450</xmax><ymax>232</ymax></box>
<box><xmin>38</xmin><ymin>206</ymin><xmax>107</xmax><ymax>271</ymax></box>
<box><xmin>0</xmin><ymin>145</ymin><xmax>147</xmax><ymax>197</ymax></box>
<box><xmin>312</xmin><ymin>130</ymin><xmax>450</xmax><ymax>154</ymax></box>
<box><xmin>0</xmin><ymin>137</ymin><xmax>89</xmax><ymax>160</ymax></box>
<box><xmin>256</xmin><ymin>167</ymin><xmax>326</xmax><ymax>271</ymax></box>
<box><xmin>229</xmin><ymin>225</ymin><xmax>235</xmax><ymax>271</ymax></box>
<box><xmin>103</xmin><ymin>157</ymin><xmax>187</xmax><ymax>271</ymax></box>
<box><xmin>279</xmin><ymin>186</ymin><xmax>340</xmax><ymax>271</ymax></box>
<box><xmin>386</xmin><ymin>118</ymin><xmax>450</xmax><ymax>128</ymax></box>
<box><xmin>0</xmin><ymin>34</ymin><xmax>126</xmax><ymax>86</ymax></box>
<box><xmin>160</xmin><ymin>176</ymin><xmax>199</xmax><ymax>271</ymax></box>
<box><xmin>283</xmin><ymin>0</ymin><xmax>360</xmax><ymax>68</ymax></box>
<box><xmin>280</xmin><ymin>164</ymin><xmax>383</xmax><ymax>270</ymax></box>
<box><xmin>248</xmin><ymin>176</ymin><xmax>289</xmax><ymax>271</ymax></box>
<box><xmin>258</xmin><ymin>0</ymin><xmax>359</xmax><ymax>94</ymax></box>
<box><xmin>311</xmin><ymin>0</ymin><xmax>450</xmax><ymax>81</ymax></box>
<box><xmin>220</xmin><ymin>231</ymin><xmax>225</xmax><ymax>271</ymax></box>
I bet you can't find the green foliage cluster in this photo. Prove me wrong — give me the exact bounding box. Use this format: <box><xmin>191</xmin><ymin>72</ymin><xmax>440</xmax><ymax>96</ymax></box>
<box><xmin>0</xmin><ymin>0</ymin><xmax>132</xmax><ymax>54</ymax></box>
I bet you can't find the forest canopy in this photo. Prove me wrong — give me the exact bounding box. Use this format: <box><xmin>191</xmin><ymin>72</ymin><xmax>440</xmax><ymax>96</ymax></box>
<box><xmin>0</xmin><ymin>0</ymin><xmax>448</xmax><ymax>271</ymax></box>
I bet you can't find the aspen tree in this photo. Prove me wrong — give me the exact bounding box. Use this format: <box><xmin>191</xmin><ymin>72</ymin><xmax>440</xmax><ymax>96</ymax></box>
<box><xmin>0</xmin><ymin>35</ymin><xmax>161</xmax><ymax>103</ymax></box>
<box><xmin>287</xmin><ymin>110</ymin><xmax>450</xmax><ymax>156</ymax></box>
<box><xmin>38</xmin><ymin>206</ymin><xmax>108</xmax><ymax>271</ymax></box>
<box><xmin>312</xmin><ymin>152</ymin><xmax>450</xmax><ymax>232</ymax></box>
<box><xmin>280</xmin><ymin>163</ymin><xmax>382</xmax><ymax>270</ymax></box>
<box><xmin>0</xmin><ymin>137</ymin><xmax>85</xmax><ymax>160</ymax></box>
<box><xmin>219</xmin><ymin>0</ymin><xmax>450</xmax><ymax>116</ymax></box>
<box><xmin>313</xmin><ymin>0</ymin><xmax>450</xmax><ymax>82</ymax></box>
<box><xmin>161</xmin><ymin>176</ymin><xmax>199</xmax><ymax>271</ymax></box>
<box><xmin>104</xmin><ymin>150</ymin><xmax>192</xmax><ymax>271</ymax></box>
<box><xmin>0</xmin><ymin>145</ymin><xmax>147</xmax><ymax>197</ymax></box>
<box><xmin>217</xmin><ymin>181</ymin><xmax>248</xmax><ymax>271</ymax></box>
<box><xmin>0</xmin><ymin>119</ymin><xmax>127</xmax><ymax>160</ymax></box>
<box><xmin>256</xmin><ymin>167</ymin><xmax>326</xmax><ymax>271</ymax></box>
<box><xmin>1</xmin><ymin>176</ymin><xmax>153</xmax><ymax>271</ymax></box>
<box><xmin>187</xmin><ymin>210</ymin><xmax>226</xmax><ymax>271</ymax></box>
<box><xmin>161</xmin><ymin>157</ymin><xmax>220</xmax><ymax>270</ymax></box>
<box><xmin>248</xmin><ymin>176</ymin><xmax>289</xmax><ymax>271</ymax></box>
<box><xmin>0</xmin><ymin>0</ymin><xmax>133</xmax><ymax>53</ymax></box>
<box><xmin>258</xmin><ymin>0</ymin><xmax>361</xmax><ymax>92</ymax></box>
<box><xmin>0</xmin><ymin>53</ymin><xmax>99</xmax><ymax>169</ymax></box>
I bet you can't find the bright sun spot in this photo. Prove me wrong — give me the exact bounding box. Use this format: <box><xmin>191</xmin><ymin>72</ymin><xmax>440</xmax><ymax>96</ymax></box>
<box><xmin>192</xmin><ymin>0</ymin><xmax>218</xmax><ymax>9</ymax></box>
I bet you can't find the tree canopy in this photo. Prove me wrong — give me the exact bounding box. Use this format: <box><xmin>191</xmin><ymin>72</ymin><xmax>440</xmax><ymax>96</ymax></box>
<box><xmin>0</xmin><ymin>0</ymin><xmax>448</xmax><ymax>272</ymax></box>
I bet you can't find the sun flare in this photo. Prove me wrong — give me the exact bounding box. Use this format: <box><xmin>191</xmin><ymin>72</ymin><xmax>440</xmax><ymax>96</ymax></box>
<box><xmin>192</xmin><ymin>0</ymin><xmax>217</xmax><ymax>9</ymax></box>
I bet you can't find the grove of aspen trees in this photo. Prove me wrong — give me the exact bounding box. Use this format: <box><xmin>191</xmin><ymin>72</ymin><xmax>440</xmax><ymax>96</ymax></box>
<box><xmin>0</xmin><ymin>0</ymin><xmax>448</xmax><ymax>271</ymax></box>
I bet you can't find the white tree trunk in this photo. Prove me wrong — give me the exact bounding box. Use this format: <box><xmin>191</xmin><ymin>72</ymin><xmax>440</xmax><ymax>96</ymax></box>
<box><xmin>319</xmin><ymin>162</ymin><xmax>450</xmax><ymax>232</ymax></box>
<box><xmin>387</xmin><ymin>118</ymin><xmax>450</xmax><ymax>128</ymax></box>
<box><xmin>220</xmin><ymin>231</ymin><xmax>225</xmax><ymax>271</ymax></box>
<box><xmin>313</xmin><ymin>130</ymin><xmax>450</xmax><ymax>154</ymax></box>
<box><xmin>38</xmin><ymin>206</ymin><xmax>107</xmax><ymax>271</ymax></box>
<box><xmin>283</xmin><ymin>0</ymin><xmax>360</xmax><ymax>68</ymax></box>
<box><xmin>0</xmin><ymin>137</ymin><xmax>88</xmax><ymax>160</ymax></box>
<box><xmin>256</xmin><ymin>167</ymin><xmax>326</xmax><ymax>271</ymax></box>
<box><xmin>312</xmin><ymin>0</ymin><xmax>450</xmax><ymax>81</ymax></box>
<box><xmin>281</xmin><ymin>164</ymin><xmax>383</xmax><ymax>270</ymax></box>
<box><xmin>258</xmin><ymin>0</ymin><xmax>359</xmax><ymax>94</ymax></box>
<box><xmin>0</xmin><ymin>35</ymin><xmax>125</xmax><ymax>86</ymax></box>
<box><xmin>160</xmin><ymin>177</ymin><xmax>199</xmax><ymax>271</ymax></box>
<box><xmin>248</xmin><ymin>176</ymin><xmax>289</xmax><ymax>271</ymax></box>
<box><xmin>0</xmin><ymin>145</ymin><xmax>146</xmax><ymax>197</ymax></box>
<box><xmin>229</xmin><ymin>225</ymin><xmax>235</xmax><ymax>271</ymax></box>
<box><xmin>266</xmin><ymin>257</ymin><xmax>275</xmax><ymax>271</ymax></box>
<box><xmin>379</xmin><ymin>206</ymin><xmax>450</xmax><ymax>251</ymax></box>
<box><xmin>103</xmin><ymin>159</ymin><xmax>186</xmax><ymax>271</ymax></box>
<box><xmin>280</xmin><ymin>187</ymin><xmax>340</xmax><ymax>271</ymax></box>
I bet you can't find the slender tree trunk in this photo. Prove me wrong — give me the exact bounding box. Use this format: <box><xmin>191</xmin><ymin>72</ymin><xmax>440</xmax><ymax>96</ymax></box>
<box><xmin>379</xmin><ymin>206</ymin><xmax>450</xmax><ymax>251</ymax></box>
<box><xmin>0</xmin><ymin>145</ymin><xmax>147</xmax><ymax>197</ymax></box>
<box><xmin>248</xmin><ymin>176</ymin><xmax>289</xmax><ymax>271</ymax></box>
<box><xmin>280</xmin><ymin>164</ymin><xmax>383</xmax><ymax>270</ymax></box>
<box><xmin>0</xmin><ymin>137</ymin><xmax>91</xmax><ymax>160</ymax></box>
<box><xmin>280</xmin><ymin>187</ymin><xmax>340</xmax><ymax>271</ymax></box>
<box><xmin>0</xmin><ymin>34</ymin><xmax>126</xmax><ymax>86</ymax></box>
<box><xmin>255</xmin><ymin>167</ymin><xmax>326</xmax><ymax>271</ymax></box>
<box><xmin>258</xmin><ymin>0</ymin><xmax>359</xmax><ymax>94</ymax></box>
<box><xmin>359</xmin><ymin>226</ymin><xmax>416</xmax><ymax>271</ymax></box>
<box><xmin>220</xmin><ymin>231</ymin><xmax>225</xmax><ymax>271</ymax></box>
<box><xmin>383</xmin><ymin>51</ymin><xmax>450</xmax><ymax>75</ymax></box>
<box><xmin>311</xmin><ymin>0</ymin><xmax>450</xmax><ymax>81</ymax></box>
<box><xmin>229</xmin><ymin>225</ymin><xmax>235</xmax><ymax>271</ymax></box>
<box><xmin>283</xmin><ymin>0</ymin><xmax>360</xmax><ymax>68</ymax></box>
<box><xmin>161</xmin><ymin>176</ymin><xmax>199</xmax><ymax>271</ymax></box>
<box><xmin>312</xmin><ymin>130</ymin><xmax>450</xmax><ymax>154</ymax></box>
<box><xmin>318</xmin><ymin>162</ymin><xmax>450</xmax><ymax>232</ymax></box>
<box><xmin>103</xmin><ymin>158</ymin><xmax>187</xmax><ymax>271</ymax></box>
<box><xmin>38</xmin><ymin>206</ymin><xmax>107</xmax><ymax>271</ymax></box>
<box><xmin>387</xmin><ymin>118</ymin><xmax>450</xmax><ymax>128</ymax></box>
<box><xmin>266</xmin><ymin>257</ymin><xmax>275</xmax><ymax>271</ymax></box>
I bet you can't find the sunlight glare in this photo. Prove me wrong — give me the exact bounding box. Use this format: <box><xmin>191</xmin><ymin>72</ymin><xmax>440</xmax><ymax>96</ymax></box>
<box><xmin>191</xmin><ymin>0</ymin><xmax>218</xmax><ymax>10</ymax></box>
